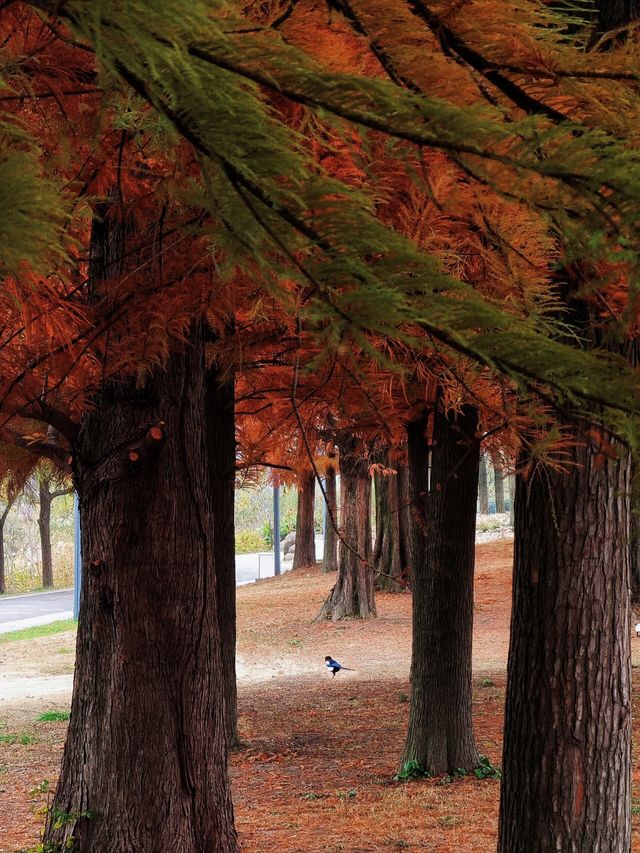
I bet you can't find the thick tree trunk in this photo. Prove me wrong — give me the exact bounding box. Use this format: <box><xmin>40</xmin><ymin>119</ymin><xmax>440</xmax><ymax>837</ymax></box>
<box><xmin>492</xmin><ymin>454</ymin><xmax>505</xmax><ymax>514</ymax></box>
<box><xmin>317</xmin><ymin>438</ymin><xmax>375</xmax><ymax>620</ymax></box>
<box><xmin>322</xmin><ymin>463</ymin><xmax>338</xmax><ymax>573</ymax></box>
<box><xmin>373</xmin><ymin>452</ymin><xmax>409</xmax><ymax>592</ymax></box>
<box><xmin>293</xmin><ymin>471</ymin><xmax>316</xmax><ymax>569</ymax></box>
<box><xmin>498</xmin><ymin>430</ymin><xmax>631</xmax><ymax>852</ymax></box>
<box><xmin>44</xmin><ymin>326</ymin><xmax>237</xmax><ymax>852</ymax></box>
<box><xmin>402</xmin><ymin>403</ymin><xmax>480</xmax><ymax>774</ymax></box>
<box><xmin>477</xmin><ymin>453</ymin><xmax>489</xmax><ymax>513</ymax></box>
<box><xmin>206</xmin><ymin>365</ymin><xmax>239</xmax><ymax>748</ymax></box>
<box><xmin>38</xmin><ymin>480</ymin><xmax>53</xmax><ymax>588</ymax></box>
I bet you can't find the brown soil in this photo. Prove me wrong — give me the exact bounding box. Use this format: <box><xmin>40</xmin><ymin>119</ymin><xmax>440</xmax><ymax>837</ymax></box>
<box><xmin>1</xmin><ymin>539</ymin><xmax>639</xmax><ymax>852</ymax></box>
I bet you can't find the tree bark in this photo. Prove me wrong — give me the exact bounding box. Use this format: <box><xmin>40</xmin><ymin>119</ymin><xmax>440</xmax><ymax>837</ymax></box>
<box><xmin>322</xmin><ymin>463</ymin><xmax>338</xmax><ymax>573</ymax></box>
<box><xmin>0</xmin><ymin>498</ymin><xmax>14</xmax><ymax>594</ymax></box>
<box><xmin>205</xmin><ymin>364</ymin><xmax>239</xmax><ymax>748</ymax></box>
<box><xmin>373</xmin><ymin>451</ymin><xmax>409</xmax><ymax>592</ymax></box>
<box><xmin>39</xmin><ymin>478</ymin><xmax>54</xmax><ymax>588</ymax></box>
<box><xmin>44</xmin><ymin>325</ymin><xmax>237</xmax><ymax>853</ymax></box>
<box><xmin>292</xmin><ymin>470</ymin><xmax>316</xmax><ymax>569</ymax></box>
<box><xmin>477</xmin><ymin>453</ymin><xmax>489</xmax><ymax>513</ymax></box>
<box><xmin>402</xmin><ymin>403</ymin><xmax>480</xmax><ymax>774</ymax></box>
<box><xmin>498</xmin><ymin>431</ymin><xmax>631</xmax><ymax>852</ymax></box>
<box><xmin>492</xmin><ymin>454</ymin><xmax>505</xmax><ymax>514</ymax></box>
<box><xmin>631</xmin><ymin>485</ymin><xmax>640</xmax><ymax>606</ymax></box>
<box><xmin>317</xmin><ymin>437</ymin><xmax>375</xmax><ymax>620</ymax></box>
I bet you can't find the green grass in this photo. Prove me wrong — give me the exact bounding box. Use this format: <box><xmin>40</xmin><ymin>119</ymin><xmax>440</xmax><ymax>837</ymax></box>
<box><xmin>37</xmin><ymin>711</ymin><xmax>70</xmax><ymax>722</ymax></box>
<box><xmin>0</xmin><ymin>619</ymin><xmax>76</xmax><ymax>644</ymax></box>
<box><xmin>0</xmin><ymin>733</ymin><xmax>36</xmax><ymax>745</ymax></box>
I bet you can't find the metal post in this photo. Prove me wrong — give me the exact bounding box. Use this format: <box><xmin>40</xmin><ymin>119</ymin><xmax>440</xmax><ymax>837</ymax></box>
<box><xmin>73</xmin><ymin>492</ymin><xmax>81</xmax><ymax>620</ymax></box>
<box><xmin>273</xmin><ymin>484</ymin><xmax>281</xmax><ymax>576</ymax></box>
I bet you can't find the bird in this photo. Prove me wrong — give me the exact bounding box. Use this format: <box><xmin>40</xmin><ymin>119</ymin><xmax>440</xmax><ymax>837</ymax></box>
<box><xmin>325</xmin><ymin>655</ymin><xmax>354</xmax><ymax>677</ymax></box>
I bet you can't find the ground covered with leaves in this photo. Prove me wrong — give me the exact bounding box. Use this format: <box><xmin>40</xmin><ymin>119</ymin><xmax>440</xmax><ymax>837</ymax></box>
<box><xmin>1</xmin><ymin>540</ymin><xmax>639</xmax><ymax>851</ymax></box>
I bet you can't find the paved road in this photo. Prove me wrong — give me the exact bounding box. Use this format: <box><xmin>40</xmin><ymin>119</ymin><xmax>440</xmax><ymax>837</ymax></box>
<box><xmin>0</xmin><ymin>537</ymin><xmax>324</xmax><ymax>634</ymax></box>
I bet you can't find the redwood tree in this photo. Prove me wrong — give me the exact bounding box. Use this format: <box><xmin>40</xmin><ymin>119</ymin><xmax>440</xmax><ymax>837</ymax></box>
<box><xmin>38</xmin><ymin>474</ymin><xmax>72</xmax><ymax>588</ymax></box>
<box><xmin>293</xmin><ymin>470</ymin><xmax>316</xmax><ymax>569</ymax></box>
<box><xmin>372</xmin><ymin>451</ymin><xmax>409</xmax><ymax>592</ymax></box>
<box><xmin>322</xmin><ymin>462</ymin><xmax>339</xmax><ymax>573</ymax></box>
<box><xmin>317</xmin><ymin>434</ymin><xmax>375</xmax><ymax>620</ymax></box>
<box><xmin>402</xmin><ymin>401</ymin><xmax>480</xmax><ymax>774</ymax></box>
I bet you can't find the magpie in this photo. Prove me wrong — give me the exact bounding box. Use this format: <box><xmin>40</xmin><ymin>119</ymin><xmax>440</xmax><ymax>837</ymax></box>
<box><xmin>325</xmin><ymin>655</ymin><xmax>354</xmax><ymax>677</ymax></box>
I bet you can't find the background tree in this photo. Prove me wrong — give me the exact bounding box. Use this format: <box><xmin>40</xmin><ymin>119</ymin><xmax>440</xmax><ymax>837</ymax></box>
<box><xmin>37</xmin><ymin>470</ymin><xmax>72</xmax><ymax>588</ymax></box>
<box><xmin>292</xmin><ymin>469</ymin><xmax>316</xmax><ymax>569</ymax></box>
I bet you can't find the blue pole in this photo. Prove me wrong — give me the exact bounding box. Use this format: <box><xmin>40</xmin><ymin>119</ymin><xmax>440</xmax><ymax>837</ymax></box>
<box><xmin>73</xmin><ymin>493</ymin><xmax>81</xmax><ymax>620</ymax></box>
<box><xmin>273</xmin><ymin>484</ymin><xmax>281</xmax><ymax>576</ymax></box>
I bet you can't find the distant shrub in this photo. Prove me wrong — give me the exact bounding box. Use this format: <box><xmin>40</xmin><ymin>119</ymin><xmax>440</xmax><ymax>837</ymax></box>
<box><xmin>235</xmin><ymin>531</ymin><xmax>269</xmax><ymax>554</ymax></box>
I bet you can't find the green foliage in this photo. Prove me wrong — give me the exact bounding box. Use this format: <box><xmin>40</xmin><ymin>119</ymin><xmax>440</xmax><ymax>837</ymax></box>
<box><xmin>0</xmin><ymin>732</ymin><xmax>36</xmax><ymax>745</ymax></box>
<box><xmin>29</xmin><ymin>0</ymin><xmax>640</xmax><ymax>436</ymax></box>
<box><xmin>234</xmin><ymin>530</ymin><xmax>268</xmax><ymax>554</ymax></box>
<box><xmin>394</xmin><ymin>760</ymin><xmax>431</xmax><ymax>781</ymax></box>
<box><xmin>37</xmin><ymin>711</ymin><xmax>70</xmax><ymax>722</ymax></box>
<box><xmin>474</xmin><ymin>755</ymin><xmax>502</xmax><ymax>780</ymax></box>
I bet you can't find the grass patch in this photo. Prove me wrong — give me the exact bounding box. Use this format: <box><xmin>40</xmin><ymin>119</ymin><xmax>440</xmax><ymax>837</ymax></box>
<box><xmin>37</xmin><ymin>711</ymin><xmax>70</xmax><ymax>722</ymax></box>
<box><xmin>0</xmin><ymin>733</ymin><xmax>36</xmax><ymax>745</ymax></box>
<box><xmin>0</xmin><ymin>619</ymin><xmax>76</xmax><ymax>644</ymax></box>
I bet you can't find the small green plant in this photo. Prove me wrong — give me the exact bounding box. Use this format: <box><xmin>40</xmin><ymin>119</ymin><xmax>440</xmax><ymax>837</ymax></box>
<box><xmin>474</xmin><ymin>755</ymin><xmax>502</xmax><ymax>780</ymax></box>
<box><xmin>235</xmin><ymin>531</ymin><xmax>269</xmax><ymax>554</ymax></box>
<box><xmin>0</xmin><ymin>732</ymin><xmax>35</xmax><ymax>745</ymax></box>
<box><xmin>336</xmin><ymin>788</ymin><xmax>357</xmax><ymax>799</ymax></box>
<box><xmin>38</xmin><ymin>711</ymin><xmax>70</xmax><ymax>722</ymax></box>
<box><xmin>301</xmin><ymin>791</ymin><xmax>327</xmax><ymax>800</ymax></box>
<box><xmin>30</xmin><ymin>780</ymin><xmax>51</xmax><ymax>795</ymax></box>
<box><xmin>479</xmin><ymin>678</ymin><xmax>495</xmax><ymax>688</ymax></box>
<box><xmin>398</xmin><ymin>692</ymin><xmax>409</xmax><ymax>703</ymax></box>
<box><xmin>394</xmin><ymin>759</ymin><xmax>431</xmax><ymax>781</ymax></box>
<box><xmin>453</xmin><ymin>767</ymin><xmax>467</xmax><ymax>778</ymax></box>
<box><xmin>50</xmin><ymin>807</ymin><xmax>96</xmax><ymax>830</ymax></box>
<box><xmin>288</xmin><ymin>638</ymin><xmax>303</xmax><ymax>648</ymax></box>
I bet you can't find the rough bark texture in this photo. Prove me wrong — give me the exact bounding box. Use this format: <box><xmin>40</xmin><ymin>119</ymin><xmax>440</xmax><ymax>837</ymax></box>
<box><xmin>44</xmin><ymin>326</ymin><xmax>237</xmax><ymax>852</ymax></box>
<box><xmin>206</xmin><ymin>364</ymin><xmax>239</xmax><ymax>748</ymax></box>
<box><xmin>402</xmin><ymin>404</ymin><xmax>480</xmax><ymax>774</ymax></box>
<box><xmin>492</xmin><ymin>454</ymin><xmax>505</xmax><ymax>514</ymax></box>
<box><xmin>317</xmin><ymin>437</ymin><xmax>375</xmax><ymax>620</ymax></box>
<box><xmin>293</xmin><ymin>471</ymin><xmax>316</xmax><ymax>569</ymax></box>
<box><xmin>477</xmin><ymin>453</ymin><xmax>489</xmax><ymax>513</ymax></box>
<box><xmin>373</xmin><ymin>452</ymin><xmax>409</xmax><ymax>592</ymax></box>
<box><xmin>322</xmin><ymin>463</ymin><xmax>339</xmax><ymax>573</ymax></box>
<box><xmin>498</xmin><ymin>433</ymin><xmax>631</xmax><ymax>852</ymax></box>
<box><xmin>631</xmin><ymin>496</ymin><xmax>640</xmax><ymax>607</ymax></box>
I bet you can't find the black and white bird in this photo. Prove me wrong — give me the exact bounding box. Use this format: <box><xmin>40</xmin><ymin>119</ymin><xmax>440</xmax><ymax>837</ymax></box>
<box><xmin>325</xmin><ymin>655</ymin><xmax>354</xmax><ymax>677</ymax></box>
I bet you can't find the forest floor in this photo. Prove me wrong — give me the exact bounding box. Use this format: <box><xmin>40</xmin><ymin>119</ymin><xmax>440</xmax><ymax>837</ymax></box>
<box><xmin>1</xmin><ymin>539</ymin><xmax>640</xmax><ymax>851</ymax></box>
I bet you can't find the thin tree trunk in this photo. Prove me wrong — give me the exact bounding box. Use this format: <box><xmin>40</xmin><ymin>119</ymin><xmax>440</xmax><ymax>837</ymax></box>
<box><xmin>0</xmin><ymin>499</ymin><xmax>13</xmax><ymax>594</ymax></box>
<box><xmin>373</xmin><ymin>451</ymin><xmax>408</xmax><ymax>592</ymax></box>
<box><xmin>402</xmin><ymin>402</ymin><xmax>480</xmax><ymax>774</ymax></box>
<box><xmin>477</xmin><ymin>454</ymin><xmax>489</xmax><ymax>513</ymax></box>
<box><xmin>492</xmin><ymin>454</ymin><xmax>505</xmax><ymax>514</ymax></box>
<box><xmin>293</xmin><ymin>470</ymin><xmax>316</xmax><ymax>569</ymax></box>
<box><xmin>317</xmin><ymin>437</ymin><xmax>375</xmax><ymax>620</ymax></box>
<box><xmin>44</xmin><ymin>325</ymin><xmax>237</xmax><ymax>852</ymax></box>
<box><xmin>498</xmin><ymin>430</ymin><xmax>631</xmax><ymax>852</ymax></box>
<box><xmin>39</xmin><ymin>479</ymin><xmax>53</xmax><ymax>588</ymax></box>
<box><xmin>206</xmin><ymin>363</ymin><xmax>239</xmax><ymax>748</ymax></box>
<box><xmin>631</xmin><ymin>483</ymin><xmax>640</xmax><ymax>606</ymax></box>
<box><xmin>322</xmin><ymin>463</ymin><xmax>338</xmax><ymax>573</ymax></box>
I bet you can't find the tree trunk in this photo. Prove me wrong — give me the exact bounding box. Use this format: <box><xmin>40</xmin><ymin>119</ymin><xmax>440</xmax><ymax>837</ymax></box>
<box><xmin>206</xmin><ymin>364</ymin><xmax>239</xmax><ymax>748</ymax></box>
<box><xmin>498</xmin><ymin>430</ymin><xmax>631</xmax><ymax>852</ymax></box>
<box><xmin>0</xmin><ymin>499</ymin><xmax>12</xmax><ymax>594</ymax></box>
<box><xmin>492</xmin><ymin>454</ymin><xmax>505</xmax><ymax>514</ymax></box>
<box><xmin>39</xmin><ymin>479</ymin><xmax>54</xmax><ymax>588</ymax></box>
<box><xmin>292</xmin><ymin>470</ymin><xmax>316</xmax><ymax>569</ymax></box>
<box><xmin>322</xmin><ymin>463</ymin><xmax>338</xmax><ymax>573</ymax></box>
<box><xmin>373</xmin><ymin>451</ymin><xmax>409</xmax><ymax>592</ymax></box>
<box><xmin>44</xmin><ymin>325</ymin><xmax>237</xmax><ymax>852</ymax></box>
<box><xmin>402</xmin><ymin>403</ymin><xmax>480</xmax><ymax>774</ymax></box>
<box><xmin>631</xmin><ymin>491</ymin><xmax>640</xmax><ymax>606</ymax></box>
<box><xmin>477</xmin><ymin>453</ymin><xmax>489</xmax><ymax>513</ymax></box>
<box><xmin>317</xmin><ymin>437</ymin><xmax>375</xmax><ymax>620</ymax></box>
